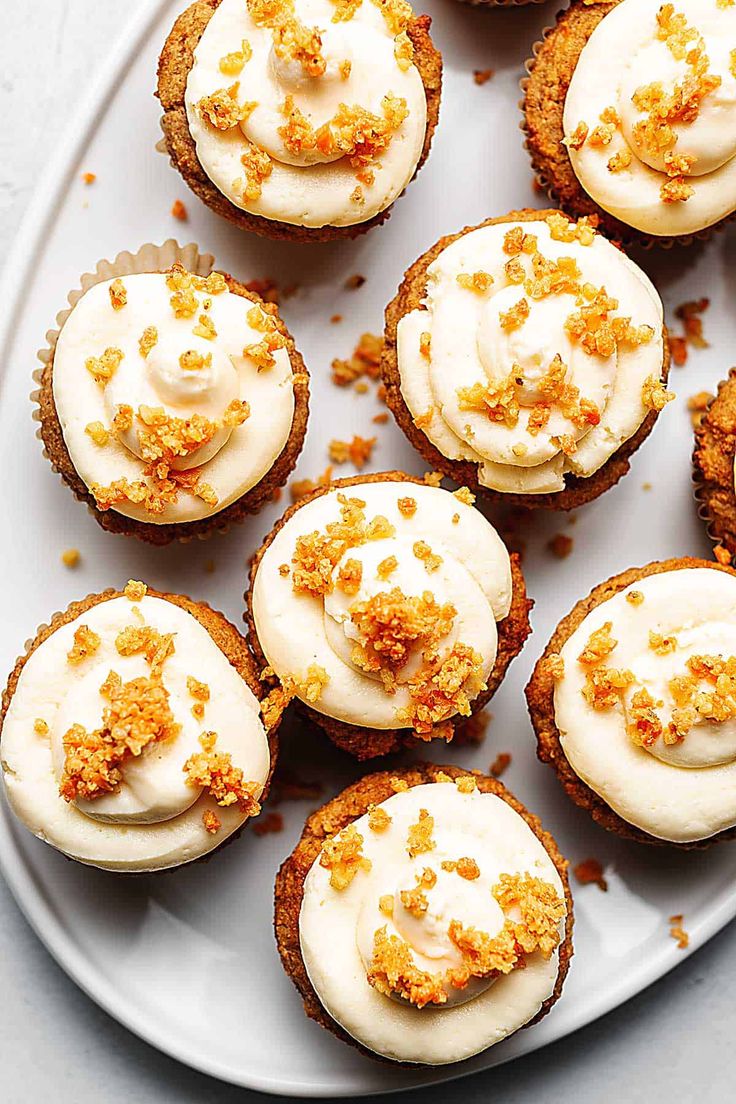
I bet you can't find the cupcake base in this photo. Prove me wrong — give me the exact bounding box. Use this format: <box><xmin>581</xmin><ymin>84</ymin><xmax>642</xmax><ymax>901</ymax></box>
<box><xmin>0</xmin><ymin>586</ymin><xmax>282</xmax><ymax>872</ymax></box>
<box><xmin>35</xmin><ymin>250</ymin><xmax>310</xmax><ymax>546</ymax></box>
<box><xmin>525</xmin><ymin>556</ymin><xmax>736</xmax><ymax>849</ymax></box>
<box><xmin>521</xmin><ymin>0</ymin><xmax>735</xmax><ymax>250</ymax></box>
<box><xmin>274</xmin><ymin>761</ymin><xmax>574</xmax><ymax>1066</ymax></box>
<box><xmin>246</xmin><ymin>471</ymin><xmax>533</xmax><ymax>759</ymax></box>
<box><xmin>157</xmin><ymin>1</ymin><xmax>442</xmax><ymax>243</ymax></box>
<box><xmin>381</xmin><ymin>209</ymin><xmax>671</xmax><ymax>511</ymax></box>
<box><xmin>693</xmin><ymin>371</ymin><xmax>736</xmax><ymax>562</ymax></box>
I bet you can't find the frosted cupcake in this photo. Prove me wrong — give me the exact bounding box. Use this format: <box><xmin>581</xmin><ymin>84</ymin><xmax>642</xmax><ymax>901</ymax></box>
<box><xmin>275</xmin><ymin>764</ymin><xmax>573</xmax><ymax>1065</ymax></box>
<box><xmin>382</xmin><ymin>209</ymin><xmax>671</xmax><ymax>509</ymax></box>
<box><xmin>157</xmin><ymin>0</ymin><xmax>442</xmax><ymax>241</ymax></box>
<box><xmin>693</xmin><ymin>370</ymin><xmax>736</xmax><ymax>561</ymax></box>
<box><xmin>526</xmin><ymin>558</ymin><xmax>736</xmax><ymax>847</ymax></box>
<box><xmin>524</xmin><ymin>0</ymin><xmax>736</xmax><ymax>246</ymax></box>
<box><xmin>0</xmin><ymin>582</ymin><xmax>280</xmax><ymax>872</ymax></box>
<box><xmin>37</xmin><ymin>249</ymin><xmax>309</xmax><ymax>544</ymax></box>
<box><xmin>247</xmin><ymin>472</ymin><xmax>531</xmax><ymax>758</ymax></box>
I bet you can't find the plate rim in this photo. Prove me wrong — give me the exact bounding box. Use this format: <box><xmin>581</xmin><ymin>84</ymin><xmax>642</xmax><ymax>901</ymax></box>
<box><xmin>1</xmin><ymin>0</ymin><xmax>736</xmax><ymax>1097</ymax></box>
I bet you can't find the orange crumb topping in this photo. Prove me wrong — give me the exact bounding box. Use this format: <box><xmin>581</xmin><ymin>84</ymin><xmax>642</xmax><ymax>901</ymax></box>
<box><xmin>407</xmin><ymin>808</ymin><xmax>435</xmax><ymax>858</ymax></box>
<box><xmin>61</xmin><ymin>548</ymin><xmax>81</xmax><ymax>569</ymax></box>
<box><xmin>202</xmin><ymin>809</ymin><xmax>222</xmax><ymax>834</ymax></box>
<box><xmin>67</xmin><ymin>624</ymin><xmax>101</xmax><ymax>666</ymax></box>
<box><xmin>368</xmin><ymin>804</ymin><xmax>392</xmax><ymax>831</ymax></box>
<box><xmin>320</xmin><ymin>823</ymin><xmax>371</xmax><ymax>889</ymax></box>
<box><xmin>60</xmin><ymin>670</ymin><xmax>180</xmax><ymax>802</ymax></box>
<box><xmin>573</xmin><ymin>857</ymin><xmax>608</xmax><ymax>891</ymax></box>
<box><xmin>489</xmin><ymin>751</ymin><xmax>512</xmax><ymax>778</ymax></box>
<box><xmin>331</xmin><ymin>332</ymin><xmax>383</xmax><ymax>391</ymax></box>
<box><xmin>183</xmin><ymin>731</ymin><xmax>261</xmax><ymax>814</ymax></box>
<box><xmin>328</xmin><ymin>434</ymin><xmax>377</xmax><ymax>469</ymax></box>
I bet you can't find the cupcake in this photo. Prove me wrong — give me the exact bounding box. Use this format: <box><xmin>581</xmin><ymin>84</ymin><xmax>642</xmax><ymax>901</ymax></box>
<box><xmin>382</xmin><ymin>209</ymin><xmax>671</xmax><ymax>510</ymax></box>
<box><xmin>0</xmin><ymin>581</ymin><xmax>279</xmax><ymax>873</ymax></box>
<box><xmin>157</xmin><ymin>0</ymin><xmax>442</xmax><ymax>242</ymax></box>
<box><xmin>247</xmin><ymin>472</ymin><xmax>531</xmax><ymax>759</ymax></box>
<box><xmin>526</xmin><ymin>558</ymin><xmax>736</xmax><ymax>847</ymax></box>
<box><xmin>275</xmin><ymin>763</ymin><xmax>573</xmax><ymax>1065</ymax></box>
<box><xmin>36</xmin><ymin>244</ymin><xmax>309</xmax><ymax>545</ymax></box>
<box><xmin>523</xmin><ymin>0</ymin><xmax>736</xmax><ymax>246</ymax></box>
<box><xmin>693</xmin><ymin>371</ymin><xmax>736</xmax><ymax>560</ymax></box>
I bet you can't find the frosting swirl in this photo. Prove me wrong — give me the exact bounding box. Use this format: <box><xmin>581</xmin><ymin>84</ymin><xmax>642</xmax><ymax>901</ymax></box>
<box><xmin>563</xmin><ymin>0</ymin><xmax>736</xmax><ymax>236</ymax></box>
<box><xmin>184</xmin><ymin>0</ymin><xmax>428</xmax><ymax>228</ymax></box>
<box><xmin>0</xmin><ymin>585</ymin><xmax>271</xmax><ymax>871</ymax></box>
<box><xmin>396</xmin><ymin>215</ymin><xmax>667</xmax><ymax>495</ymax></box>
<box><xmin>552</xmin><ymin>566</ymin><xmax>736</xmax><ymax>841</ymax></box>
<box><xmin>299</xmin><ymin>778</ymin><xmax>567</xmax><ymax>1064</ymax></box>
<box><xmin>251</xmin><ymin>480</ymin><xmax>512</xmax><ymax>732</ymax></box>
<box><xmin>52</xmin><ymin>270</ymin><xmax>297</xmax><ymax>524</ymax></box>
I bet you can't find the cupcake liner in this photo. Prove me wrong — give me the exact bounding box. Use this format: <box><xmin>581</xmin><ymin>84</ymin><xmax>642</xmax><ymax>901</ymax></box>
<box><xmin>1</xmin><ymin>585</ymin><xmax>281</xmax><ymax>875</ymax></box>
<box><xmin>32</xmin><ymin>240</ymin><xmax>308</xmax><ymax>545</ymax></box>
<box><xmin>692</xmin><ymin>369</ymin><xmax>736</xmax><ymax>562</ymax></box>
<box><xmin>518</xmin><ymin>4</ymin><xmax>735</xmax><ymax>250</ymax></box>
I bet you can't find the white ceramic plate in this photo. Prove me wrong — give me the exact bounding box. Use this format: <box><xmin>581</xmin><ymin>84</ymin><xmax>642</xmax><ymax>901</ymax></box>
<box><xmin>1</xmin><ymin>0</ymin><xmax>736</xmax><ymax>1096</ymax></box>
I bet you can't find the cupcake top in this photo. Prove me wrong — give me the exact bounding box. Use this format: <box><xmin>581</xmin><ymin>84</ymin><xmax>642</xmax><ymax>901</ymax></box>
<box><xmin>299</xmin><ymin>774</ymin><xmax>567</xmax><ymax>1064</ymax></box>
<box><xmin>251</xmin><ymin>479</ymin><xmax>512</xmax><ymax>733</ymax></box>
<box><xmin>550</xmin><ymin>565</ymin><xmax>736</xmax><ymax>842</ymax></box>
<box><xmin>563</xmin><ymin>0</ymin><xmax>736</xmax><ymax>237</ymax></box>
<box><xmin>396</xmin><ymin>214</ymin><xmax>668</xmax><ymax>496</ymax></box>
<box><xmin>184</xmin><ymin>0</ymin><xmax>428</xmax><ymax>228</ymax></box>
<box><xmin>1</xmin><ymin>582</ymin><xmax>271</xmax><ymax>871</ymax></box>
<box><xmin>51</xmin><ymin>269</ymin><xmax>296</xmax><ymax>525</ymax></box>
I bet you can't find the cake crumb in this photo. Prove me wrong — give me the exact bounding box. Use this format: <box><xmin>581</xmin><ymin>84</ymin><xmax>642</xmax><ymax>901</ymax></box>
<box><xmin>330</xmin><ymin>313</ymin><xmax>342</xmax><ymax>323</ymax></box>
<box><xmin>170</xmin><ymin>199</ymin><xmax>188</xmax><ymax>221</ymax></box>
<box><xmin>345</xmin><ymin>273</ymin><xmax>366</xmax><ymax>289</ymax></box>
<box><xmin>489</xmin><ymin>751</ymin><xmax>511</xmax><ymax>778</ymax></box>
<box><xmin>373</xmin><ymin>411</ymin><xmax>389</xmax><ymax>424</ymax></box>
<box><xmin>61</xmin><ymin>548</ymin><xmax>81</xmax><ymax>569</ymax></box>
<box><xmin>82</xmin><ymin>172</ymin><xmax>96</xmax><ymax>185</ymax></box>
<box><xmin>473</xmin><ymin>68</ymin><xmax>494</xmax><ymax>85</ymax></box>
<box><xmin>320</xmin><ymin>824</ymin><xmax>371</xmax><ymax>889</ymax></box>
<box><xmin>290</xmin><ymin>466</ymin><xmax>333</xmax><ymax>501</ymax></box>
<box><xmin>547</xmin><ymin>533</ymin><xmax>573</xmax><ymax>559</ymax></box>
<box><xmin>253</xmin><ymin>811</ymin><xmax>284</xmax><ymax>836</ymax></box>
<box><xmin>328</xmin><ymin>434</ymin><xmax>377</xmax><ymax>469</ymax></box>
<box><xmin>687</xmin><ymin>391</ymin><xmax>713</xmax><ymax>428</ymax></box>
<box><xmin>331</xmin><ymin>332</ymin><xmax>383</xmax><ymax>392</ymax></box>
<box><xmin>668</xmin><ymin>914</ymin><xmax>689</xmax><ymax>949</ymax></box>
<box><xmin>573</xmin><ymin>857</ymin><xmax>608</xmax><ymax>891</ymax></box>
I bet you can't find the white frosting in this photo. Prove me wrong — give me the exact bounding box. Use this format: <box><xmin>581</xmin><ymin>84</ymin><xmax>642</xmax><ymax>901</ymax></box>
<box><xmin>299</xmin><ymin>782</ymin><xmax>567</xmax><ymax>1064</ymax></box>
<box><xmin>52</xmin><ymin>273</ymin><xmax>296</xmax><ymax>524</ymax></box>
<box><xmin>184</xmin><ymin>0</ymin><xmax>428</xmax><ymax>228</ymax></box>
<box><xmin>1</xmin><ymin>594</ymin><xmax>270</xmax><ymax>871</ymax></box>
<box><xmin>554</xmin><ymin>567</ymin><xmax>736</xmax><ymax>842</ymax></box>
<box><xmin>252</xmin><ymin>481</ymin><xmax>513</xmax><ymax>729</ymax></box>
<box><xmin>396</xmin><ymin>219</ymin><xmax>665</xmax><ymax>495</ymax></box>
<box><xmin>563</xmin><ymin>0</ymin><xmax>736</xmax><ymax>236</ymax></box>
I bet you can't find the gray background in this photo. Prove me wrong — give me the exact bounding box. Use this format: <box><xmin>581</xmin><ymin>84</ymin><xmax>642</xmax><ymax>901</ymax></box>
<box><xmin>0</xmin><ymin>2</ymin><xmax>733</xmax><ymax>1101</ymax></box>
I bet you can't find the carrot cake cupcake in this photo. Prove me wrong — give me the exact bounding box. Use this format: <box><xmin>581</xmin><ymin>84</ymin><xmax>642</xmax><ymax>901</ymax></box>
<box><xmin>0</xmin><ymin>581</ymin><xmax>279</xmax><ymax>873</ymax></box>
<box><xmin>526</xmin><ymin>558</ymin><xmax>736</xmax><ymax>847</ymax></box>
<box><xmin>382</xmin><ymin>209</ymin><xmax>671</xmax><ymax>509</ymax></box>
<box><xmin>275</xmin><ymin>763</ymin><xmax>573</xmax><ymax>1065</ymax></box>
<box><xmin>693</xmin><ymin>371</ymin><xmax>736</xmax><ymax>560</ymax></box>
<box><xmin>37</xmin><ymin>259</ymin><xmax>308</xmax><ymax>544</ymax></box>
<box><xmin>157</xmin><ymin>0</ymin><xmax>442</xmax><ymax>241</ymax></box>
<box><xmin>247</xmin><ymin>472</ymin><xmax>531</xmax><ymax>758</ymax></box>
<box><xmin>524</xmin><ymin>0</ymin><xmax>736</xmax><ymax>246</ymax></box>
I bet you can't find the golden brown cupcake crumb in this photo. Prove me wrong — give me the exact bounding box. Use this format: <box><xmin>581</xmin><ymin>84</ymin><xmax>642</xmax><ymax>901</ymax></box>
<box><xmin>668</xmin><ymin>914</ymin><xmax>689</xmax><ymax>949</ymax></box>
<box><xmin>490</xmin><ymin>751</ymin><xmax>512</xmax><ymax>778</ymax></box>
<box><xmin>573</xmin><ymin>857</ymin><xmax>607</xmax><ymax>891</ymax></box>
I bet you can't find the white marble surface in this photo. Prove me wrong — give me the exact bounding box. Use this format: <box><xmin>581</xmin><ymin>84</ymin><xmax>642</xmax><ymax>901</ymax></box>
<box><xmin>0</xmin><ymin>2</ymin><xmax>734</xmax><ymax>1101</ymax></box>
